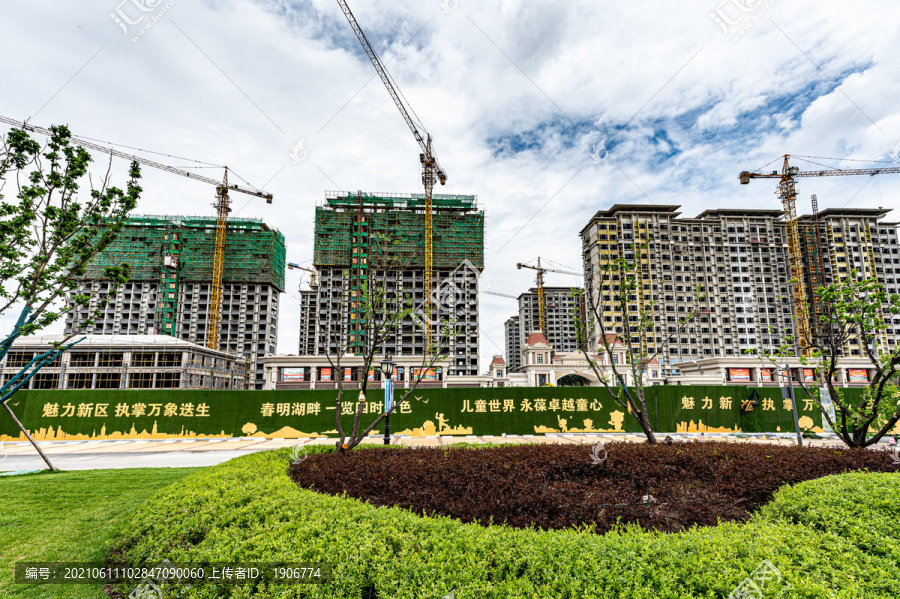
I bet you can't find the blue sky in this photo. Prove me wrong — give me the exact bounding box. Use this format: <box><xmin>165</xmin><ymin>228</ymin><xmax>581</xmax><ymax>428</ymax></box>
<box><xmin>2</xmin><ymin>0</ymin><xmax>900</xmax><ymax>367</ymax></box>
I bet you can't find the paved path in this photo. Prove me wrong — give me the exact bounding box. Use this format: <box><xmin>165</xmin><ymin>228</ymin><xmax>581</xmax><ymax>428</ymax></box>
<box><xmin>0</xmin><ymin>433</ymin><xmax>881</xmax><ymax>472</ymax></box>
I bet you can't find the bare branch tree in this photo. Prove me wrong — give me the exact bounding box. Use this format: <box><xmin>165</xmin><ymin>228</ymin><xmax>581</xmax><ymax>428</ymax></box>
<box><xmin>317</xmin><ymin>225</ymin><xmax>460</xmax><ymax>452</ymax></box>
<box><xmin>572</xmin><ymin>239</ymin><xmax>704</xmax><ymax>444</ymax></box>
<box><xmin>751</xmin><ymin>271</ymin><xmax>900</xmax><ymax>447</ymax></box>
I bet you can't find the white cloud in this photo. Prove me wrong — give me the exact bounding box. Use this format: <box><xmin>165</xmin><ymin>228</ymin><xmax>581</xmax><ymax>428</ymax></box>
<box><xmin>2</xmin><ymin>0</ymin><xmax>899</xmax><ymax>369</ymax></box>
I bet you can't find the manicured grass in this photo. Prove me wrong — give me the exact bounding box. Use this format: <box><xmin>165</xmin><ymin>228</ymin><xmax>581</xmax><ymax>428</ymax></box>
<box><xmin>0</xmin><ymin>468</ymin><xmax>199</xmax><ymax>599</ymax></box>
<box><xmin>108</xmin><ymin>446</ymin><xmax>900</xmax><ymax>598</ymax></box>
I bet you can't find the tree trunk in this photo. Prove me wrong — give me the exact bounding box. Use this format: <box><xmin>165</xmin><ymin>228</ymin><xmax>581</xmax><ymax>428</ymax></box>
<box><xmin>638</xmin><ymin>409</ymin><xmax>657</xmax><ymax>445</ymax></box>
<box><xmin>3</xmin><ymin>401</ymin><xmax>57</xmax><ymax>472</ymax></box>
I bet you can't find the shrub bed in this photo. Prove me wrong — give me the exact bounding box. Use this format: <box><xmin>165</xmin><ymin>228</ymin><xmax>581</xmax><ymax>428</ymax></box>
<box><xmin>291</xmin><ymin>441</ymin><xmax>897</xmax><ymax>533</ymax></box>
<box><xmin>106</xmin><ymin>445</ymin><xmax>899</xmax><ymax>598</ymax></box>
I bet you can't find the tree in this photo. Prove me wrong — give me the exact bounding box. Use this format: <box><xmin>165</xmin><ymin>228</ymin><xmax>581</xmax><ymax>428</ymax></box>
<box><xmin>317</xmin><ymin>235</ymin><xmax>463</xmax><ymax>452</ymax></box>
<box><xmin>0</xmin><ymin>124</ymin><xmax>141</xmax><ymax>470</ymax></box>
<box><xmin>572</xmin><ymin>240</ymin><xmax>704</xmax><ymax>444</ymax></box>
<box><xmin>753</xmin><ymin>272</ymin><xmax>900</xmax><ymax>447</ymax></box>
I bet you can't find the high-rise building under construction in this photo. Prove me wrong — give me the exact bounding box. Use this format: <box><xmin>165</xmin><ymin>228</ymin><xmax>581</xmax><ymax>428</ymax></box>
<box><xmin>579</xmin><ymin>205</ymin><xmax>900</xmax><ymax>369</ymax></box>
<box><xmin>299</xmin><ymin>191</ymin><xmax>484</xmax><ymax>376</ymax></box>
<box><xmin>64</xmin><ymin>215</ymin><xmax>286</xmax><ymax>389</ymax></box>
<box><xmin>502</xmin><ymin>287</ymin><xmax>586</xmax><ymax>371</ymax></box>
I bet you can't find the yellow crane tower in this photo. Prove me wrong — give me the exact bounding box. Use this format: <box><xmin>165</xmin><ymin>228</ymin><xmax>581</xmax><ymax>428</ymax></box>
<box><xmin>335</xmin><ymin>0</ymin><xmax>448</xmax><ymax>353</ymax></box>
<box><xmin>517</xmin><ymin>258</ymin><xmax>582</xmax><ymax>334</ymax></box>
<box><xmin>0</xmin><ymin>115</ymin><xmax>274</xmax><ymax>351</ymax></box>
<box><xmin>739</xmin><ymin>155</ymin><xmax>900</xmax><ymax>356</ymax></box>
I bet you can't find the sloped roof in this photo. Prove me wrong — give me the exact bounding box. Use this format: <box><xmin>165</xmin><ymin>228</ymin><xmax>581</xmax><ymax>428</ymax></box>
<box><xmin>525</xmin><ymin>331</ymin><xmax>550</xmax><ymax>347</ymax></box>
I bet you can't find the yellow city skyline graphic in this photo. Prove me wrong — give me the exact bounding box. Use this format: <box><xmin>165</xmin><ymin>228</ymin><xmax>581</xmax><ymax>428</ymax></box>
<box><xmin>240</xmin><ymin>423</ymin><xmax>326</xmax><ymax>438</ymax></box>
<box><xmin>535</xmin><ymin>410</ymin><xmax>626</xmax><ymax>433</ymax></box>
<box><xmin>396</xmin><ymin>413</ymin><xmax>473</xmax><ymax>437</ymax></box>
<box><xmin>0</xmin><ymin>422</ymin><xmax>231</xmax><ymax>442</ymax></box>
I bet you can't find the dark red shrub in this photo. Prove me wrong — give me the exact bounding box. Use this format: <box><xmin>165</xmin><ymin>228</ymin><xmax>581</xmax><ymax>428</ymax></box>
<box><xmin>290</xmin><ymin>441</ymin><xmax>896</xmax><ymax>534</ymax></box>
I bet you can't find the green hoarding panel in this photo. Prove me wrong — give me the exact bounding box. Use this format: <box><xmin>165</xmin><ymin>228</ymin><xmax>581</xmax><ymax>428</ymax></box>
<box><xmin>2</xmin><ymin>385</ymin><xmax>890</xmax><ymax>442</ymax></box>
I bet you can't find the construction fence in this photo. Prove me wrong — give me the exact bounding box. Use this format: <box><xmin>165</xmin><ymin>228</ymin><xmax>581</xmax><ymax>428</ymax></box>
<box><xmin>3</xmin><ymin>386</ymin><xmax>892</xmax><ymax>442</ymax></box>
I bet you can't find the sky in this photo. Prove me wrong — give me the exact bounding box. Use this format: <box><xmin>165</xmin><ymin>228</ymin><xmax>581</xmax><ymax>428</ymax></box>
<box><xmin>2</xmin><ymin>0</ymin><xmax>900</xmax><ymax>371</ymax></box>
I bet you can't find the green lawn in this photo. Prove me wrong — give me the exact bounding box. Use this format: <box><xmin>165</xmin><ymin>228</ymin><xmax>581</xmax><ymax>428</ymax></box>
<box><xmin>0</xmin><ymin>468</ymin><xmax>199</xmax><ymax>599</ymax></box>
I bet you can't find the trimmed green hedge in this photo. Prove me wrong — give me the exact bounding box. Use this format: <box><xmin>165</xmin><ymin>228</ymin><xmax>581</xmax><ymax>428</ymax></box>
<box><xmin>108</xmin><ymin>448</ymin><xmax>900</xmax><ymax>598</ymax></box>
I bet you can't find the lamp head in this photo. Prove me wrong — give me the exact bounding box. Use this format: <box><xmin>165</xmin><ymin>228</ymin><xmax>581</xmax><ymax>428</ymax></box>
<box><xmin>380</xmin><ymin>355</ymin><xmax>396</xmax><ymax>377</ymax></box>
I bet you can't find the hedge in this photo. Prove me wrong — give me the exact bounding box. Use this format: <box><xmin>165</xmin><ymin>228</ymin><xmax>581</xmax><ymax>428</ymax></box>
<box><xmin>107</xmin><ymin>447</ymin><xmax>900</xmax><ymax>599</ymax></box>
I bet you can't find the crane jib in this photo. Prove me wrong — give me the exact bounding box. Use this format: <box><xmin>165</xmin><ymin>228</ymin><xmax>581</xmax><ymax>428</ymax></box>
<box><xmin>0</xmin><ymin>114</ymin><xmax>271</xmax><ymax>199</ymax></box>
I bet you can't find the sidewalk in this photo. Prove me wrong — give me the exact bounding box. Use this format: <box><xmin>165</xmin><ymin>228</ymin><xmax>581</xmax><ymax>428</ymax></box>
<box><xmin>0</xmin><ymin>433</ymin><xmax>876</xmax><ymax>472</ymax></box>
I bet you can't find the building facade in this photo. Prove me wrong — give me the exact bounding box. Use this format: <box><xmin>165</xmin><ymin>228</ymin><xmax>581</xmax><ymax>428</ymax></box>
<box><xmin>579</xmin><ymin>205</ymin><xmax>900</xmax><ymax>378</ymax></box>
<box><xmin>0</xmin><ymin>335</ymin><xmax>248</xmax><ymax>390</ymax></box>
<box><xmin>515</xmin><ymin>286</ymin><xmax>585</xmax><ymax>358</ymax></box>
<box><xmin>797</xmin><ymin>207</ymin><xmax>900</xmax><ymax>356</ymax></box>
<box><xmin>512</xmin><ymin>330</ymin><xmax>655</xmax><ymax>387</ymax></box>
<box><xmin>261</xmin><ymin>354</ymin><xmax>452</xmax><ymax>390</ymax></box>
<box><xmin>63</xmin><ymin>215</ymin><xmax>285</xmax><ymax>390</ymax></box>
<box><xmin>504</xmin><ymin>316</ymin><xmax>521</xmax><ymax>371</ymax></box>
<box><xmin>300</xmin><ymin>191</ymin><xmax>484</xmax><ymax>377</ymax></box>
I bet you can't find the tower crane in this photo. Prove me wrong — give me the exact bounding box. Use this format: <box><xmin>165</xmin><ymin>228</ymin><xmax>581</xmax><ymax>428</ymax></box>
<box><xmin>482</xmin><ymin>290</ymin><xmax>519</xmax><ymax>300</ymax></box>
<box><xmin>334</xmin><ymin>0</ymin><xmax>447</xmax><ymax>353</ymax></box>
<box><xmin>516</xmin><ymin>258</ymin><xmax>582</xmax><ymax>334</ymax></box>
<box><xmin>739</xmin><ymin>155</ymin><xmax>900</xmax><ymax>356</ymax></box>
<box><xmin>0</xmin><ymin>115</ymin><xmax>274</xmax><ymax>351</ymax></box>
<box><xmin>288</xmin><ymin>262</ymin><xmax>319</xmax><ymax>287</ymax></box>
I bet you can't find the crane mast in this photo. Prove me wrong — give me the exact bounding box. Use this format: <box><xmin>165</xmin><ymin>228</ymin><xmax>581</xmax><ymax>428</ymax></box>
<box><xmin>335</xmin><ymin>0</ymin><xmax>447</xmax><ymax>354</ymax></box>
<box><xmin>776</xmin><ymin>156</ymin><xmax>811</xmax><ymax>356</ymax></box>
<box><xmin>0</xmin><ymin>115</ymin><xmax>273</xmax><ymax>352</ymax></box>
<box><xmin>208</xmin><ymin>168</ymin><xmax>230</xmax><ymax>351</ymax></box>
<box><xmin>517</xmin><ymin>258</ymin><xmax>582</xmax><ymax>335</ymax></box>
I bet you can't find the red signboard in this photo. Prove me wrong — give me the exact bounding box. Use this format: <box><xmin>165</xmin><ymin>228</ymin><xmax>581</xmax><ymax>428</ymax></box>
<box><xmin>848</xmin><ymin>368</ymin><xmax>868</xmax><ymax>382</ymax></box>
<box><xmin>282</xmin><ymin>368</ymin><xmax>305</xmax><ymax>382</ymax></box>
<box><xmin>760</xmin><ymin>368</ymin><xmax>773</xmax><ymax>382</ymax></box>
<box><xmin>320</xmin><ymin>367</ymin><xmax>332</xmax><ymax>381</ymax></box>
<box><xmin>728</xmin><ymin>368</ymin><xmax>751</xmax><ymax>382</ymax></box>
<box><xmin>412</xmin><ymin>368</ymin><xmax>438</xmax><ymax>381</ymax></box>
<box><xmin>803</xmin><ymin>368</ymin><xmax>815</xmax><ymax>382</ymax></box>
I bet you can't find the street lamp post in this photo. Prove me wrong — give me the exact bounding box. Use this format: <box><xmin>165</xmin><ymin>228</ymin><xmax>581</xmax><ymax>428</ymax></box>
<box><xmin>380</xmin><ymin>355</ymin><xmax>396</xmax><ymax>445</ymax></box>
<box><xmin>781</xmin><ymin>365</ymin><xmax>803</xmax><ymax>447</ymax></box>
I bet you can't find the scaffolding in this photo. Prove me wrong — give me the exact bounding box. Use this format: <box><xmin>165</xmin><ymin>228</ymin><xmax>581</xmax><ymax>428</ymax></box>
<box><xmin>800</xmin><ymin>195</ymin><xmax>830</xmax><ymax>339</ymax></box>
<box><xmin>82</xmin><ymin>215</ymin><xmax>286</xmax><ymax>290</ymax></box>
<box><xmin>314</xmin><ymin>192</ymin><xmax>484</xmax><ymax>269</ymax></box>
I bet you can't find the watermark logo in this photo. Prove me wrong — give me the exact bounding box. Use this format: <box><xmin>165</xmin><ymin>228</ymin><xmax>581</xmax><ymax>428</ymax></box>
<box><xmin>710</xmin><ymin>0</ymin><xmax>779</xmax><ymax>42</ymax></box>
<box><xmin>0</xmin><ymin>440</ymin><xmax>7</xmax><ymax>465</ymax></box>
<box><xmin>110</xmin><ymin>0</ymin><xmax>161</xmax><ymax>34</ymax></box>
<box><xmin>889</xmin><ymin>446</ymin><xmax>900</xmax><ymax>466</ymax></box>
<box><xmin>129</xmin><ymin>579</ymin><xmax>162</xmax><ymax>599</ymax></box>
<box><xmin>439</xmin><ymin>0</ymin><xmax>458</xmax><ymax>13</ymax></box>
<box><xmin>290</xmin><ymin>139</ymin><xmax>308</xmax><ymax>164</ymax></box>
<box><xmin>289</xmin><ymin>444</ymin><xmax>308</xmax><ymax>464</ymax></box>
<box><xmin>442</xmin><ymin>589</ymin><xmax>456</xmax><ymax>599</ymax></box>
<box><xmin>590</xmin><ymin>137</ymin><xmax>608</xmax><ymax>163</ymax></box>
<box><xmin>890</xmin><ymin>142</ymin><xmax>900</xmax><ymax>163</ymax></box>
<box><xmin>110</xmin><ymin>0</ymin><xmax>180</xmax><ymax>42</ymax></box>
<box><xmin>128</xmin><ymin>559</ymin><xmax>191</xmax><ymax>599</ymax></box>
<box><xmin>413</xmin><ymin>259</ymin><xmax>480</xmax><ymax>328</ymax></box>
<box><xmin>728</xmin><ymin>559</ymin><xmax>791</xmax><ymax>598</ymax></box>
<box><xmin>589</xmin><ymin>440</ymin><xmax>608</xmax><ymax>465</ymax></box>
